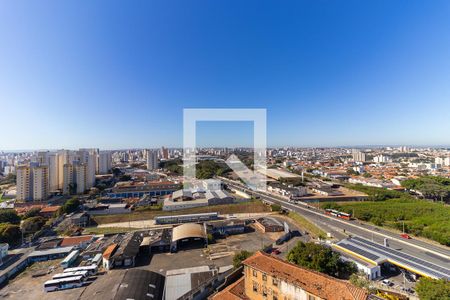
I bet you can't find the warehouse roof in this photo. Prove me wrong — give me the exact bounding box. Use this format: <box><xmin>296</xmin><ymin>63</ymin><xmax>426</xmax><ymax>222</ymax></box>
<box><xmin>172</xmin><ymin>223</ymin><xmax>206</xmax><ymax>242</ymax></box>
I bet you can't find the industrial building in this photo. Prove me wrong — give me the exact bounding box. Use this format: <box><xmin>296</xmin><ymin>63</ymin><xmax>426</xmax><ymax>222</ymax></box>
<box><xmin>170</xmin><ymin>223</ymin><xmax>208</xmax><ymax>252</ymax></box>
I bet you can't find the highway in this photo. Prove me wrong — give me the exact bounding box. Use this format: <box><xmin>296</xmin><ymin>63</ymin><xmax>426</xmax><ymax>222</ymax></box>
<box><xmin>221</xmin><ymin>178</ymin><xmax>450</xmax><ymax>269</ymax></box>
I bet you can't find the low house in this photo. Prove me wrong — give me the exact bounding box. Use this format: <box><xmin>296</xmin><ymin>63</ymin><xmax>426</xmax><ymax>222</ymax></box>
<box><xmin>39</xmin><ymin>206</ymin><xmax>61</xmax><ymax>218</ymax></box>
<box><xmin>254</xmin><ymin>217</ymin><xmax>284</xmax><ymax>233</ymax></box>
<box><xmin>102</xmin><ymin>243</ymin><xmax>118</xmax><ymax>270</ymax></box>
<box><xmin>69</xmin><ymin>212</ymin><xmax>90</xmax><ymax>227</ymax></box>
<box><xmin>83</xmin><ymin>234</ymin><xmax>124</xmax><ymax>259</ymax></box>
<box><xmin>207</xmin><ymin>220</ymin><xmax>246</xmax><ymax>236</ymax></box>
<box><xmin>110</xmin><ymin>232</ymin><xmax>143</xmax><ymax>268</ymax></box>
<box><xmin>28</xmin><ymin>246</ymin><xmax>74</xmax><ymax>262</ymax></box>
<box><xmin>59</xmin><ymin>235</ymin><xmax>95</xmax><ymax>249</ymax></box>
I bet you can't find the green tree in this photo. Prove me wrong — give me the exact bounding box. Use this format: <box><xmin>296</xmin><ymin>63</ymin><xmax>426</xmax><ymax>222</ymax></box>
<box><xmin>287</xmin><ymin>242</ymin><xmax>356</xmax><ymax>279</ymax></box>
<box><xmin>233</xmin><ymin>250</ymin><xmax>253</xmax><ymax>268</ymax></box>
<box><xmin>21</xmin><ymin>216</ymin><xmax>46</xmax><ymax>233</ymax></box>
<box><xmin>0</xmin><ymin>209</ymin><xmax>21</xmax><ymax>225</ymax></box>
<box><xmin>349</xmin><ymin>273</ymin><xmax>374</xmax><ymax>292</ymax></box>
<box><xmin>0</xmin><ymin>223</ymin><xmax>22</xmax><ymax>246</ymax></box>
<box><xmin>59</xmin><ymin>197</ymin><xmax>81</xmax><ymax>215</ymax></box>
<box><xmin>23</xmin><ymin>207</ymin><xmax>42</xmax><ymax>220</ymax></box>
<box><xmin>416</xmin><ymin>278</ymin><xmax>450</xmax><ymax>300</ymax></box>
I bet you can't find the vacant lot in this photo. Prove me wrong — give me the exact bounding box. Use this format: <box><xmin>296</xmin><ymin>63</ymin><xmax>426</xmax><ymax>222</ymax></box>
<box><xmin>93</xmin><ymin>201</ymin><xmax>270</xmax><ymax>224</ymax></box>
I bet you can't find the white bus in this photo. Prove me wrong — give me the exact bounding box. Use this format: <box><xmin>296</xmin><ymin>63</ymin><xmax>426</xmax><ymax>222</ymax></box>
<box><xmin>44</xmin><ymin>276</ymin><xmax>84</xmax><ymax>292</ymax></box>
<box><xmin>91</xmin><ymin>253</ymin><xmax>102</xmax><ymax>266</ymax></box>
<box><xmin>53</xmin><ymin>270</ymin><xmax>88</xmax><ymax>280</ymax></box>
<box><xmin>63</xmin><ymin>265</ymin><xmax>98</xmax><ymax>276</ymax></box>
<box><xmin>60</xmin><ymin>250</ymin><xmax>80</xmax><ymax>269</ymax></box>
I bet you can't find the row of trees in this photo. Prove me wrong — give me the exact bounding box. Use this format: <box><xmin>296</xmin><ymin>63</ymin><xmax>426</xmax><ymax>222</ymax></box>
<box><xmin>0</xmin><ymin>196</ymin><xmax>81</xmax><ymax>246</ymax></box>
<box><xmin>195</xmin><ymin>160</ymin><xmax>231</xmax><ymax>179</ymax></box>
<box><xmin>402</xmin><ymin>176</ymin><xmax>450</xmax><ymax>202</ymax></box>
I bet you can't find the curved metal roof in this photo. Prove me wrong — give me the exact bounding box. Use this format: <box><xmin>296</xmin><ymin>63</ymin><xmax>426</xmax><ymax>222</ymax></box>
<box><xmin>172</xmin><ymin>223</ymin><xmax>207</xmax><ymax>242</ymax></box>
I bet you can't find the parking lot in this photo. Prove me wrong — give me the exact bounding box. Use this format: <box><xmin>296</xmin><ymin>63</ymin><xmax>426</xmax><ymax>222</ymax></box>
<box><xmin>0</xmin><ymin>260</ymin><xmax>89</xmax><ymax>300</ymax></box>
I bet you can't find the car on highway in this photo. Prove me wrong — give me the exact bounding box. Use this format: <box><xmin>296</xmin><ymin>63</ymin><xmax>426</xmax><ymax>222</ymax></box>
<box><xmin>400</xmin><ymin>233</ymin><xmax>411</xmax><ymax>239</ymax></box>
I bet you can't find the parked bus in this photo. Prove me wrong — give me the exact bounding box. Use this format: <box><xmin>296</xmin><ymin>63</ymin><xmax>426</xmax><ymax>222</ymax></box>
<box><xmin>63</xmin><ymin>265</ymin><xmax>98</xmax><ymax>276</ymax></box>
<box><xmin>91</xmin><ymin>253</ymin><xmax>102</xmax><ymax>266</ymax></box>
<box><xmin>44</xmin><ymin>276</ymin><xmax>84</xmax><ymax>292</ymax></box>
<box><xmin>60</xmin><ymin>250</ymin><xmax>80</xmax><ymax>269</ymax></box>
<box><xmin>53</xmin><ymin>271</ymin><xmax>88</xmax><ymax>280</ymax></box>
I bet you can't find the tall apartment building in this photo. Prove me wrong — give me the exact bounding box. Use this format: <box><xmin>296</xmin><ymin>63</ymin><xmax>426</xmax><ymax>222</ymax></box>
<box><xmin>97</xmin><ymin>151</ymin><xmax>112</xmax><ymax>174</ymax></box>
<box><xmin>161</xmin><ymin>147</ymin><xmax>169</xmax><ymax>160</ymax></box>
<box><xmin>16</xmin><ymin>166</ymin><xmax>32</xmax><ymax>201</ymax></box>
<box><xmin>62</xmin><ymin>163</ymin><xmax>74</xmax><ymax>195</ymax></box>
<box><xmin>436</xmin><ymin>157</ymin><xmax>450</xmax><ymax>166</ymax></box>
<box><xmin>58</xmin><ymin>150</ymin><xmax>73</xmax><ymax>190</ymax></box>
<box><xmin>32</xmin><ymin>166</ymin><xmax>49</xmax><ymax>201</ymax></box>
<box><xmin>146</xmin><ymin>149</ymin><xmax>159</xmax><ymax>170</ymax></box>
<box><xmin>352</xmin><ymin>150</ymin><xmax>367</xmax><ymax>162</ymax></box>
<box><xmin>74</xmin><ymin>163</ymin><xmax>87</xmax><ymax>194</ymax></box>
<box><xmin>373</xmin><ymin>155</ymin><xmax>390</xmax><ymax>163</ymax></box>
<box><xmin>212</xmin><ymin>251</ymin><xmax>369</xmax><ymax>300</ymax></box>
<box><xmin>16</xmin><ymin>165</ymin><xmax>49</xmax><ymax>202</ymax></box>
<box><xmin>62</xmin><ymin>162</ymin><xmax>88</xmax><ymax>195</ymax></box>
<box><xmin>37</xmin><ymin>151</ymin><xmax>59</xmax><ymax>191</ymax></box>
<box><xmin>78</xmin><ymin>149</ymin><xmax>97</xmax><ymax>189</ymax></box>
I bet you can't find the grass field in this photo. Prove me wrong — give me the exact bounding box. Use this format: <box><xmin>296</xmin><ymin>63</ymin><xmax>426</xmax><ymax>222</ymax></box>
<box><xmin>92</xmin><ymin>200</ymin><xmax>271</xmax><ymax>225</ymax></box>
<box><xmin>336</xmin><ymin>199</ymin><xmax>450</xmax><ymax>246</ymax></box>
<box><xmin>287</xmin><ymin>211</ymin><xmax>327</xmax><ymax>239</ymax></box>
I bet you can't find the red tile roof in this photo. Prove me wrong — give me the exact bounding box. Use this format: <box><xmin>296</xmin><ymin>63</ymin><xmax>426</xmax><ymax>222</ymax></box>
<box><xmin>103</xmin><ymin>243</ymin><xmax>118</xmax><ymax>260</ymax></box>
<box><xmin>243</xmin><ymin>252</ymin><xmax>369</xmax><ymax>300</ymax></box>
<box><xmin>210</xmin><ymin>277</ymin><xmax>248</xmax><ymax>300</ymax></box>
<box><xmin>59</xmin><ymin>235</ymin><xmax>94</xmax><ymax>247</ymax></box>
<box><xmin>40</xmin><ymin>206</ymin><xmax>61</xmax><ymax>213</ymax></box>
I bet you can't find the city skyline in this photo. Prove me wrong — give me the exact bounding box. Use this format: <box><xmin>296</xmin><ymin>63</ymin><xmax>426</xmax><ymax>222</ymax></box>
<box><xmin>2</xmin><ymin>1</ymin><xmax>450</xmax><ymax>149</ymax></box>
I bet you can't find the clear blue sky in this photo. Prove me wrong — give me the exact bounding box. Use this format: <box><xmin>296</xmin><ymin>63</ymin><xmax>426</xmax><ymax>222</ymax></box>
<box><xmin>1</xmin><ymin>1</ymin><xmax>450</xmax><ymax>150</ymax></box>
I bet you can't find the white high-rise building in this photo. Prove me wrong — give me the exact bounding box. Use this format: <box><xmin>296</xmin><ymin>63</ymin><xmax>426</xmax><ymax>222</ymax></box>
<box><xmin>37</xmin><ymin>151</ymin><xmax>59</xmax><ymax>192</ymax></box>
<box><xmin>444</xmin><ymin>157</ymin><xmax>450</xmax><ymax>166</ymax></box>
<box><xmin>435</xmin><ymin>157</ymin><xmax>444</xmax><ymax>165</ymax></box>
<box><xmin>352</xmin><ymin>150</ymin><xmax>367</xmax><ymax>162</ymax></box>
<box><xmin>32</xmin><ymin>166</ymin><xmax>49</xmax><ymax>201</ymax></box>
<box><xmin>62</xmin><ymin>163</ymin><xmax>74</xmax><ymax>195</ymax></box>
<box><xmin>373</xmin><ymin>155</ymin><xmax>391</xmax><ymax>163</ymax></box>
<box><xmin>97</xmin><ymin>151</ymin><xmax>112</xmax><ymax>174</ymax></box>
<box><xmin>74</xmin><ymin>164</ymin><xmax>87</xmax><ymax>194</ymax></box>
<box><xmin>58</xmin><ymin>150</ymin><xmax>72</xmax><ymax>190</ymax></box>
<box><xmin>146</xmin><ymin>149</ymin><xmax>159</xmax><ymax>170</ymax></box>
<box><xmin>78</xmin><ymin>149</ymin><xmax>97</xmax><ymax>189</ymax></box>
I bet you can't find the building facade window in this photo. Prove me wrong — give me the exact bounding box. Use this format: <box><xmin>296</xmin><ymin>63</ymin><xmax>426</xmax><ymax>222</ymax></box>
<box><xmin>272</xmin><ymin>278</ymin><xmax>278</xmax><ymax>286</ymax></box>
<box><xmin>253</xmin><ymin>281</ymin><xmax>258</xmax><ymax>292</ymax></box>
<box><xmin>262</xmin><ymin>273</ymin><xmax>267</xmax><ymax>281</ymax></box>
<box><xmin>308</xmin><ymin>295</ymin><xmax>316</xmax><ymax>300</ymax></box>
<box><xmin>253</xmin><ymin>269</ymin><xmax>258</xmax><ymax>277</ymax></box>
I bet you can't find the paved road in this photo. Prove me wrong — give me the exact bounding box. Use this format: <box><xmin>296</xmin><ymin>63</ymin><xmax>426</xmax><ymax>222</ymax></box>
<box><xmin>222</xmin><ymin>178</ymin><xmax>450</xmax><ymax>269</ymax></box>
